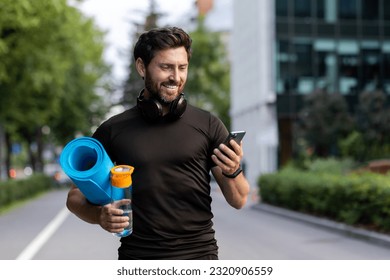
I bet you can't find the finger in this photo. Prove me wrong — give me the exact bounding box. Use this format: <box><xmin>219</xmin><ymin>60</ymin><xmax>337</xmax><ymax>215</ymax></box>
<box><xmin>103</xmin><ymin>205</ymin><xmax>124</xmax><ymax>216</ymax></box>
<box><xmin>109</xmin><ymin>215</ymin><xmax>130</xmax><ymax>223</ymax></box>
<box><xmin>218</xmin><ymin>143</ymin><xmax>235</xmax><ymax>157</ymax></box>
<box><xmin>211</xmin><ymin>154</ymin><xmax>223</xmax><ymax>167</ymax></box>
<box><xmin>217</xmin><ymin>145</ymin><xmax>241</xmax><ymax>167</ymax></box>
<box><xmin>105</xmin><ymin>216</ymin><xmax>130</xmax><ymax>232</ymax></box>
<box><xmin>229</xmin><ymin>140</ymin><xmax>243</xmax><ymax>157</ymax></box>
<box><xmin>109</xmin><ymin>222</ymin><xmax>130</xmax><ymax>233</ymax></box>
<box><xmin>110</xmin><ymin>220</ymin><xmax>130</xmax><ymax>229</ymax></box>
<box><xmin>213</xmin><ymin>148</ymin><xmax>233</xmax><ymax>165</ymax></box>
<box><xmin>100</xmin><ymin>216</ymin><xmax>129</xmax><ymax>232</ymax></box>
<box><xmin>212</xmin><ymin>152</ymin><xmax>237</xmax><ymax>175</ymax></box>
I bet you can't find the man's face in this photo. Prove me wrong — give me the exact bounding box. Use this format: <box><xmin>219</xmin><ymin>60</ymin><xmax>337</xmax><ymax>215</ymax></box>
<box><xmin>143</xmin><ymin>47</ymin><xmax>188</xmax><ymax>104</ymax></box>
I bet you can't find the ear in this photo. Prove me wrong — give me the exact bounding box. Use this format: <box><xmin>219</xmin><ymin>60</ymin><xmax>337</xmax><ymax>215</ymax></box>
<box><xmin>135</xmin><ymin>58</ymin><xmax>146</xmax><ymax>78</ymax></box>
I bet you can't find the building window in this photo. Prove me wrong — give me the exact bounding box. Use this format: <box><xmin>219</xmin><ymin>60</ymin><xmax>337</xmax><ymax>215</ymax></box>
<box><xmin>362</xmin><ymin>0</ymin><xmax>378</xmax><ymax>21</ymax></box>
<box><xmin>294</xmin><ymin>0</ymin><xmax>311</xmax><ymax>18</ymax></box>
<box><xmin>339</xmin><ymin>55</ymin><xmax>358</xmax><ymax>94</ymax></box>
<box><xmin>381</xmin><ymin>42</ymin><xmax>390</xmax><ymax>94</ymax></box>
<box><xmin>384</xmin><ymin>1</ymin><xmax>390</xmax><ymax>21</ymax></box>
<box><xmin>318</xmin><ymin>0</ymin><xmax>337</xmax><ymax>23</ymax></box>
<box><xmin>338</xmin><ymin>41</ymin><xmax>359</xmax><ymax>94</ymax></box>
<box><xmin>276</xmin><ymin>40</ymin><xmax>292</xmax><ymax>94</ymax></box>
<box><xmin>314</xmin><ymin>40</ymin><xmax>337</xmax><ymax>92</ymax></box>
<box><xmin>361</xmin><ymin>41</ymin><xmax>380</xmax><ymax>92</ymax></box>
<box><xmin>293</xmin><ymin>40</ymin><xmax>314</xmax><ymax>94</ymax></box>
<box><xmin>276</xmin><ymin>0</ymin><xmax>288</xmax><ymax>17</ymax></box>
<box><xmin>316</xmin><ymin>0</ymin><xmax>325</xmax><ymax>19</ymax></box>
<box><xmin>338</xmin><ymin>0</ymin><xmax>358</xmax><ymax>20</ymax></box>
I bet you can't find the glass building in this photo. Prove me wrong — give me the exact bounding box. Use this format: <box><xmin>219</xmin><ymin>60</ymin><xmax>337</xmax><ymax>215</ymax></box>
<box><xmin>231</xmin><ymin>0</ymin><xmax>390</xmax><ymax>187</ymax></box>
<box><xmin>275</xmin><ymin>0</ymin><xmax>390</xmax><ymax>164</ymax></box>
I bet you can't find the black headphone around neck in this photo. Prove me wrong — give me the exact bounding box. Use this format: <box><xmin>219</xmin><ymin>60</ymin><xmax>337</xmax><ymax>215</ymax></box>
<box><xmin>136</xmin><ymin>89</ymin><xmax>187</xmax><ymax>122</ymax></box>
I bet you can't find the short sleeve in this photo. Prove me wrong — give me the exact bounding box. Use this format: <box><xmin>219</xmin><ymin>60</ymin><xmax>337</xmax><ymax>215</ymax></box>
<box><xmin>208</xmin><ymin>114</ymin><xmax>229</xmax><ymax>167</ymax></box>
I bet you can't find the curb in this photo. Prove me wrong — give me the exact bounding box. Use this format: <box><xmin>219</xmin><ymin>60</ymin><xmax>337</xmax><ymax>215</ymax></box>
<box><xmin>253</xmin><ymin>203</ymin><xmax>390</xmax><ymax>249</ymax></box>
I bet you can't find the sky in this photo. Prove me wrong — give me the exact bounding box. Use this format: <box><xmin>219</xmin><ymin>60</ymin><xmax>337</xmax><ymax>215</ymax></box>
<box><xmin>74</xmin><ymin>0</ymin><xmax>232</xmax><ymax>83</ymax></box>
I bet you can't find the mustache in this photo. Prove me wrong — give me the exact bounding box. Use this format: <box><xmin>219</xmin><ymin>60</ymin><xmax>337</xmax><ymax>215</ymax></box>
<box><xmin>164</xmin><ymin>81</ymin><xmax>179</xmax><ymax>86</ymax></box>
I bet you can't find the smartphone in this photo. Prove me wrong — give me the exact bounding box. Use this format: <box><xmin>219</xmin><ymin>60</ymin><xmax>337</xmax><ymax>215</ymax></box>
<box><xmin>222</xmin><ymin>130</ymin><xmax>246</xmax><ymax>149</ymax></box>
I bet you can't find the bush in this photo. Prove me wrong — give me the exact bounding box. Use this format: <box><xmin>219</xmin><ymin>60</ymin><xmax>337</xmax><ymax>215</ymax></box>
<box><xmin>339</xmin><ymin>131</ymin><xmax>390</xmax><ymax>161</ymax></box>
<box><xmin>258</xmin><ymin>168</ymin><xmax>390</xmax><ymax>232</ymax></box>
<box><xmin>286</xmin><ymin>157</ymin><xmax>357</xmax><ymax>175</ymax></box>
<box><xmin>0</xmin><ymin>174</ymin><xmax>55</xmax><ymax>209</ymax></box>
<box><xmin>306</xmin><ymin>157</ymin><xmax>356</xmax><ymax>174</ymax></box>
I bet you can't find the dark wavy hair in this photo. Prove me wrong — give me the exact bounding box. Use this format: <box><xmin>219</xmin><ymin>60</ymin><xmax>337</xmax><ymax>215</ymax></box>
<box><xmin>134</xmin><ymin>27</ymin><xmax>192</xmax><ymax>67</ymax></box>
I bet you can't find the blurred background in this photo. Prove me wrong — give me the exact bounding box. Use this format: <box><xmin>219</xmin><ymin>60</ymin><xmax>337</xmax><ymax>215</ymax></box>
<box><xmin>2</xmin><ymin>0</ymin><xmax>390</xmax><ymax>187</ymax></box>
<box><xmin>2</xmin><ymin>0</ymin><xmax>390</xmax><ymax>259</ymax></box>
<box><xmin>0</xmin><ymin>0</ymin><xmax>233</xmax><ymax>182</ymax></box>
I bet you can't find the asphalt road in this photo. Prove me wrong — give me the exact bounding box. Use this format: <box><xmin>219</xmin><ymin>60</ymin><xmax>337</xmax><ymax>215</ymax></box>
<box><xmin>1</xmin><ymin>185</ymin><xmax>390</xmax><ymax>260</ymax></box>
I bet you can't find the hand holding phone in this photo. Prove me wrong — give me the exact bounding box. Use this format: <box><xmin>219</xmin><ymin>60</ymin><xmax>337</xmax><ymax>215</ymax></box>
<box><xmin>217</xmin><ymin>131</ymin><xmax>246</xmax><ymax>178</ymax></box>
<box><xmin>222</xmin><ymin>131</ymin><xmax>246</xmax><ymax>149</ymax></box>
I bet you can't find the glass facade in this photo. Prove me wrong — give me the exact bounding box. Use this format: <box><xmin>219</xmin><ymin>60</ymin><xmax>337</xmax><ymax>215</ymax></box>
<box><xmin>275</xmin><ymin>0</ymin><xmax>390</xmax><ymax>165</ymax></box>
<box><xmin>275</xmin><ymin>0</ymin><xmax>390</xmax><ymax>96</ymax></box>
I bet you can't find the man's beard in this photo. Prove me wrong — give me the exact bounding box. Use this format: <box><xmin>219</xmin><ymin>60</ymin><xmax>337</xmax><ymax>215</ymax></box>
<box><xmin>144</xmin><ymin>74</ymin><xmax>180</xmax><ymax>105</ymax></box>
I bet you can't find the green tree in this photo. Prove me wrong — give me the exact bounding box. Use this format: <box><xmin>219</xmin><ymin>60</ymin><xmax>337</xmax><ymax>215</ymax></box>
<box><xmin>297</xmin><ymin>90</ymin><xmax>354</xmax><ymax>157</ymax></box>
<box><xmin>355</xmin><ymin>91</ymin><xmax>390</xmax><ymax>144</ymax></box>
<box><xmin>340</xmin><ymin>90</ymin><xmax>390</xmax><ymax>161</ymax></box>
<box><xmin>0</xmin><ymin>0</ymin><xmax>110</xmax><ymax>175</ymax></box>
<box><xmin>121</xmin><ymin>0</ymin><xmax>160</xmax><ymax>107</ymax></box>
<box><xmin>48</xmin><ymin>6</ymin><xmax>111</xmax><ymax>145</ymax></box>
<box><xmin>187</xmin><ymin>17</ymin><xmax>231</xmax><ymax>128</ymax></box>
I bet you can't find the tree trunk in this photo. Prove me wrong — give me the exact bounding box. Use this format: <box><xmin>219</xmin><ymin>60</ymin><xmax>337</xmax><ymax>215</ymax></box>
<box><xmin>0</xmin><ymin>125</ymin><xmax>3</xmax><ymax>179</ymax></box>
<box><xmin>5</xmin><ymin>131</ymin><xmax>12</xmax><ymax>179</ymax></box>
<box><xmin>35</xmin><ymin>127</ymin><xmax>44</xmax><ymax>173</ymax></box>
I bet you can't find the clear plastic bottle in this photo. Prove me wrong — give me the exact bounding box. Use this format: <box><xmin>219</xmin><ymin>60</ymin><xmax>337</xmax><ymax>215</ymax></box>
<box><xmin>110</xmin><ymin>165</ymin><xmax>134</xmax><ymax>237</ymax></box>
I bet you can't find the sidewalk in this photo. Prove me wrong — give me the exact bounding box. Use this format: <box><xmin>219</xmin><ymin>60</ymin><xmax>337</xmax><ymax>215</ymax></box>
<box><xmin>253</xmin><ymin>202</ymin><xmax>390</xmax><ymax>249</ymax></box>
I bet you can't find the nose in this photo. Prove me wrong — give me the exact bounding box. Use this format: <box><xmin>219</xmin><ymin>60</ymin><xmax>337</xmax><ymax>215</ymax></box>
<box><xmin>169</xmin><ymin>69</ymin><xmax>180</xmax><ymax>83</ymax></box>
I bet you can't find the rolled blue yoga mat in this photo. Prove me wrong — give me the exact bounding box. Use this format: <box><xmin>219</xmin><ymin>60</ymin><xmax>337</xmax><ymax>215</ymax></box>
<box><xmin>59</xmin><ymin>137</ymin><xmax>124</xmax><ymax>205</ymax></box>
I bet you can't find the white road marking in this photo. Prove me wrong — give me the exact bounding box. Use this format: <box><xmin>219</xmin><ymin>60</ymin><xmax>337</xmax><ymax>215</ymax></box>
<box><xmin>16</xmin><ymin>207</ymin><xmax>70</xmax><ymax>260</ymax></box>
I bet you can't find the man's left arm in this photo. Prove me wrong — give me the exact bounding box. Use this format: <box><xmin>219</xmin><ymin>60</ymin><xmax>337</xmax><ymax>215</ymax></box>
<box><xmin>211</xmin><ymin>140</ymin><xmax>250</xmax><ymax>209</ymax></box>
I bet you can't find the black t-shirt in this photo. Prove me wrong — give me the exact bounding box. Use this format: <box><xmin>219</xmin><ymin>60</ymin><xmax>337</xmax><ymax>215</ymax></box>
<box><xmin>93</xmin><ymin>104</ymin><xmax>229</xmax><ymax>259</ymax></box>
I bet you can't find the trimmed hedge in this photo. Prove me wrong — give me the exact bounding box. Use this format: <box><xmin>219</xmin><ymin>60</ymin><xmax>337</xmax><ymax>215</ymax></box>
<box><xmin>258</xmin><ymin>169</ymin><xmax>390</xmax><ymax>231</ymax></box>
<box><xmin>0</xmin><ymin>174</ymin><xmax>55</xmax><ymax>209</ymax></box>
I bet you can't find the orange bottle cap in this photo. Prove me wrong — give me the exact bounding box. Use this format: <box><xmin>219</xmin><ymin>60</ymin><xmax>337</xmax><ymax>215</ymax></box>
<box><xmin>110</xmin><ymin>165</ymin><xmax>134</xmax><ymax>188</ymax></box>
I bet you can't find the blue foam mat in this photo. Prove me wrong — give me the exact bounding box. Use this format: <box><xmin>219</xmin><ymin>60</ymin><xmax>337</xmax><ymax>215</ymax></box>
<box><xmin>59</xmin><ymin>137</ymin><xmax>123</xmax><ymax>205</ymax></box>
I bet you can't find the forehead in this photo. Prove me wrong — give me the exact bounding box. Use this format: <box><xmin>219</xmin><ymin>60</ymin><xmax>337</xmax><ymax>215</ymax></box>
<box><xmin>151</xmin><ymin>47</ymin><xmax>188</xmax><ymax>64</ymax></box>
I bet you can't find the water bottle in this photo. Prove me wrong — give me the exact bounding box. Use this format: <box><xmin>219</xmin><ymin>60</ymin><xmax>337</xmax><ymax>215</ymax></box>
<box><xmin>110</xmin><ymin>165</ymin><xmax>134</xmax><ymax>237</ymax></box>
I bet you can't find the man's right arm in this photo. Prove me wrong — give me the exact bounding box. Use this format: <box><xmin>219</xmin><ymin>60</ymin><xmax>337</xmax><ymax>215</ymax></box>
<box><xmin>66</xmin><ymin>185</ymin><xmax>102</xmax><ymax>224</ymax></box>
<box><xmin>66</xmin><ymin>185</ymin><xmax>130</xmax><ymax>233</ymax></box>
